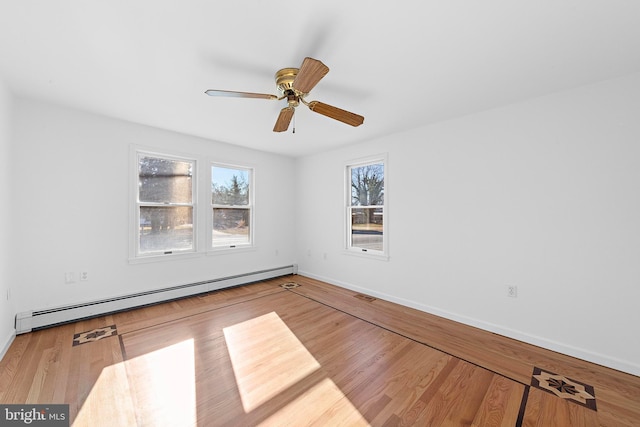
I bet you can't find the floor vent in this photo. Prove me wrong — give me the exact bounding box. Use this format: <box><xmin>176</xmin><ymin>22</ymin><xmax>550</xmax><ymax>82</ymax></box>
<box><xmin>280</xmin><ymin>282</ymin><xmax>300</xmax><ymax>289</ymax></box>
<box><xmin>354</xmin><ymin>293</ymin><xmax>376</xmax><ymax>302</ymax></box>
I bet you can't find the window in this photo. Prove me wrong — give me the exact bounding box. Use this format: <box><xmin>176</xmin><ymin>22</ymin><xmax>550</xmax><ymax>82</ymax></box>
<box><xmin>346</xmin><ymin>157</ymin><xmax>387</xmax><ymax>256</ymax></box>
<box><xmin>136</xmin><ymin>152</ymin><xmax>196</xmax><ymax>257</ymax></box>
<box><xmin>211</xmin><ymin>164</ymin><xmax>253</xmax><ymax>249</ymax></box>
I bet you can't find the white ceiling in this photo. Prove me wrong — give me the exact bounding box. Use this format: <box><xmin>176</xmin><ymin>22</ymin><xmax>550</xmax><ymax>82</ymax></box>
<box><xmin>1</xmin><ymin>1</ymin><xmax>639</xmax><ymax>157</ymax></box>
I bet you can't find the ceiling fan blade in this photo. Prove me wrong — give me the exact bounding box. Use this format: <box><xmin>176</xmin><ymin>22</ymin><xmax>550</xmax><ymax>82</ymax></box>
<box><xmin>273</xmin><ymin>107</ymin><xmax>295</xmax><ymax>132</ymax></box>
<box><xmin>293</xmin><ymin>57</ymin><xmax>329</xmax><ymax>94</ymax></box>
<box><xmin>205</xmin><ymin>89</ymin><xmax>277</xmax><ymax>100</ymax></box>
<box><xmin>307</xmin><ymin>101</ymin><xmax>364</xmax><ymax>127</ymax></box>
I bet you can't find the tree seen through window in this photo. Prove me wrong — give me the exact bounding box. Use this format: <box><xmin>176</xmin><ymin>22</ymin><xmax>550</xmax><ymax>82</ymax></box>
<box><xmin>212</xmin><ymin>166</ymin><xmax>252</xmax><ymax>247</ymax></box>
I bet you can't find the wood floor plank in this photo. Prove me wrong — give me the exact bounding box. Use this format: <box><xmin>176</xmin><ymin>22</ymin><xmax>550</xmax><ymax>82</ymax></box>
<box><xmin>521</xmin><ymin>387</ymin><xmax>596</xmax><ymax>427</ymax></box>
<box><xmin>0</xmin><ymin>333</ymin><xmax>31</xmax><ymax>401</ymax></box>
<box><xmin>441</xmin><ymin>365</ymin><xmax>495</xmax><ymax>425</ymax></box>
<box><xmin>114</xmin><ymin>280</ymin><xmax>286</xmax><ymax>335</ymax></box>
<box><xmin>2</xmin><ymin>330</ymin><xmax>53</xmax><ymax>403</ymax></box>
<box><xmin>71</xmin><ymin>336</ymin><xmax>137</xmax><ymax>427</ymax></box>
<box><xmin>410</xmin><ymin>360</ymin><xmax>485</xmax><ymax>426</ymax></box>
<box><xmin>471</xmin><ymin>375</ymin><xmax>525</xmax><ymax>427</ymax></box>
<box><xmin>0</xmin><ymin>274</ymin><xmax>638</xmax><ymax>426</ymax></box>
<box><xmin>348</xmin><ymin>347</ymin><xmax>453</xmax><ymax>425</ymax></box>
<box><xmin>291</xmin><ymin>275</ymin><xmax>640</xmax><ymax>427</ymax></box>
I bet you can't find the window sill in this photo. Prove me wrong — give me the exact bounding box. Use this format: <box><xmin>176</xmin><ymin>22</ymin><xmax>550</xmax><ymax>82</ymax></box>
<box><xmin>342</xmin><ymin>249</ymin><xmax>390</xmax><ymax>261</ymax></box>
<box><xmin>128</xmin><ymin>251</ymin><xmax>202</xmax><ymax>264</ymax></box>
<box><xmin>207</xmin><ymin>245</ymin><xmax>256</xmax><ymax>256</ymax></box>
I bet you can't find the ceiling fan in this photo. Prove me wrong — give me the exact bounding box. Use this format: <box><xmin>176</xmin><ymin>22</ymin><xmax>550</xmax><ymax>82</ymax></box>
<box><xmin>205</xmin><ymin>57</ymin><xmax>364</xmax><ymax>132</ymax></box>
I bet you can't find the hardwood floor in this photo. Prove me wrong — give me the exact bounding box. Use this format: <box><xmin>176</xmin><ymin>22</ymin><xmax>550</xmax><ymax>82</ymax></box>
<box><xmin>1</xmin><ymin>275</ymin><xmax>639</xmax><ymax>426</ymax></box>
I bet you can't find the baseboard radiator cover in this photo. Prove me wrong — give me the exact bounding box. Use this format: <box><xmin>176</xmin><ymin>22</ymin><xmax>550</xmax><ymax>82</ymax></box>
<box><xmin>15</xmin><ymin>265</ymin><xmax>296</xmax><ymax>334</ymax></box>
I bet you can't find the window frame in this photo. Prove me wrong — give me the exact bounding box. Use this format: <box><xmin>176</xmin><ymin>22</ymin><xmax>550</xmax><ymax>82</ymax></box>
<box><xmin>209</xmin><ymin>161</ymin><xmax>255</xmax><ymax>252</ymax></box>
<box><xmin>344</xmin><ymin>154</ymin><xmax>389</xmax><ymax>260</ymax></box>
<box><xmin>130</xmin><ymin>147</ymin><xmax>198</xmax><ymax>262</ymax></box>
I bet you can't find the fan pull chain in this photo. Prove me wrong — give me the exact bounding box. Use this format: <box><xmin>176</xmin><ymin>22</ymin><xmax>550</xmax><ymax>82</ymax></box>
<box><xmin>292</xmin><ymin>113</ymin><xmax>296</xmax><ymax>134</ymax></box>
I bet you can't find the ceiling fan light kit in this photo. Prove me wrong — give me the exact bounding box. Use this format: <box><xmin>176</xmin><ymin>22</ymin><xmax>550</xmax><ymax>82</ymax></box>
<box><xmin>205</xmin><ymin>57</ymin><xmax>364</xmax><ymax>133</ymax></box>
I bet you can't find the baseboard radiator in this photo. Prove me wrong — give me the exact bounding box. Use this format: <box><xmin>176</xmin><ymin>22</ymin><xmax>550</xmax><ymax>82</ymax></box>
<box><xmin>15</xmin><ymin>265</ymin><xmax>297</xmax><ymax>334</ymax></box>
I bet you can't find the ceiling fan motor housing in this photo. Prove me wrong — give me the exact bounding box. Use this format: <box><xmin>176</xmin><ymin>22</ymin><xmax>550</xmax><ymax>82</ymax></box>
<box><xmin>276</xmin><ymin>68</ymin><xmax>302</xmax><ymax>107</ymax></box>
<box><xmin>275</xmin><ymin>68</ymin><xmax>299</xmax><ymax>93</ymax></box>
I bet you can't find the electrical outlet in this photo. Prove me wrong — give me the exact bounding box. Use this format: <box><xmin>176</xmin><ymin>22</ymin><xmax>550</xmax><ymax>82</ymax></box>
<box><xmin>507</xmin><ymin>285</ymin><xmax>518</xmax><ymax>298</ymax></box>
<box><xmin>65</xmin><ymin>272</ymin><xmax>76</xmax><ymax>284</ymax></box>
<box><xmin>80</xmin><ymin>271</ymin><xmax>89</xmax><ymax>281</ymax></box>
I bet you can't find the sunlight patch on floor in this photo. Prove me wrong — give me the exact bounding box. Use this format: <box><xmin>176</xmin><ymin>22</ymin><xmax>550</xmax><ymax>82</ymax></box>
<box><xmin>73</xmin><ymin>361</ymin><xmax>136</xmax><ymax>426</ymax></box>
<box><xmin>224</xmin><ymin>312</ymin><xmax>321</xmax><ymax>412</ymax></box>
<box><xmin>124</xmin><ymin>339</ymin><xmax>197</xmax><ymax>427</ymax></box>
<box><xmin>224</xmin><ymin>312</ymin><xmax>370</xmax><ymax>425</ymax></box>
<box><xmin>257</xmin><ymin>377</ymin><xmax>370</xmax><ymax>426</ymax></box>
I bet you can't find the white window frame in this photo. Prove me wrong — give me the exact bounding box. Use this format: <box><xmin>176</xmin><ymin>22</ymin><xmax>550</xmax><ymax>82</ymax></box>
<box><xmin>130</xmin><ymin>147</ymin><xmax>198</xmax><ymax>262</ymax></box>
<box><xmin>209</xmin><ymin>162</ymin><xmax>255</xmax><ymax>252</ymax></box>
<box><xmin>345</xmin><ymin>154</ymin><xmax>389</xmax><ymax>260</ymax></box>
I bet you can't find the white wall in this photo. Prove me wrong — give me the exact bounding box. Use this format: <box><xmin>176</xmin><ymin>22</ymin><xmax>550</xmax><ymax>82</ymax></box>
<box><xmin>10</xmin><ymin>99</ymin><xmax>296</xmax><ymax>313</ymax></box>
<box><xmin>296</xmin><ymin>73</ymin><xmax>640</xmax><ymax>375</ymax></box>
<box><xmin>0</xmin><ymin>79</ymin><xmax>14</xmax><ymax>357</ymax></box>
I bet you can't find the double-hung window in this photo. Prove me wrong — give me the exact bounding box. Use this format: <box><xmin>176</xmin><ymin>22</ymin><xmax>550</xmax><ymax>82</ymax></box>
<box><xmin>136</xmin><ymin>152</ymin><xmax>196</xmax><ymax>257</ymax></box>
<box><xmin>346</xmin><ymin>157</ymin><xmax>387</xmax><ymax>257</ymax></box>
<box><xmin>211</xmin><ymin>164</ymin><xmax>253</xmax><ymax>249</ymax></box>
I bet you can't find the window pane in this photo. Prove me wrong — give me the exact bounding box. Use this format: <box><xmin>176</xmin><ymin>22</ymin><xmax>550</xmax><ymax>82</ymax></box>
<box><xmin>139</xmin><ymin>206</ymin><xmax>193</xmax><ymax>253</ymax></box>
<box><xmin>212</xmin><ymin>166</ymin><xmax>249</xmax><ymax>205</ymax></box>
<box><xmin>351</xmin><ymin>207</ymin><xmax>383</xmax><ymax>251</ymax></box>
<box><xmin>351</xmin><ymin>163</ymin><xmax>384</xmax><ymax>206</ymax></box>
<box><xmin>212</xmin><ymin>208</ymin><xmax>250</xmax><ymax>246</ymax></box>
<box><xmin>139</xmin><ymin>156</ymin><xmax>193</xmax><ymax>204</ymax></box>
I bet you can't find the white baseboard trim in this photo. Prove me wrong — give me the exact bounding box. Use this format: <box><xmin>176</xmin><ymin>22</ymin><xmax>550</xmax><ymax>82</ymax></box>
<box><xmin>0</xmin><ymin>328</ymin><xmax>16</xmax><ymax>362</ymax></box>
<box><xmin>298</xmin><ymin>270</ymin><xmax>640</xmax><ymax>377</ymax></box>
